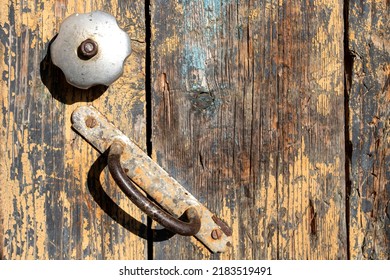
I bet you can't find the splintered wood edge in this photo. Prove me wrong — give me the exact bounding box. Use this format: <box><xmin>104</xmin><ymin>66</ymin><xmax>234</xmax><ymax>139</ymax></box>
<box><xmin>71</xmin><ymin>105</ymin><xmax>233</xmax><ymax>253</ymax></box>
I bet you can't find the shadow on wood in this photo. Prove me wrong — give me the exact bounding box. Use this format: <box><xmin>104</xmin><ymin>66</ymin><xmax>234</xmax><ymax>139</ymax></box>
<box><xmin>40</xmin><ymin>35</ymin><xmax>108</xmax><ymax>105</ymax></box>
<box><xmin>87</xmin><ymin>150</ymin><xmax>177</xmax><ymax>242</ymax></box>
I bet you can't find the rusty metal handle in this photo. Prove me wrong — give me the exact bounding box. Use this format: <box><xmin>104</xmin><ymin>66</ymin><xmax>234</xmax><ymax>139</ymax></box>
<box><xmin>107</xmin><ymin>141</ymin><xmax>201</xmax><ymax>236</ymax></box>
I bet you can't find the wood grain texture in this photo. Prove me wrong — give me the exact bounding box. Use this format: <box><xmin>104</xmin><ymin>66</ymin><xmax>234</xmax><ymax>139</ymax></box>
<box><xmin>150</xmin><ymin>0</ymin><xmax>346</xmax><ymax>259</ymax></box>
<box><xmin>347</xmin><ymin>0</ymin><xmax>389</xmax><ymax>259</ymax></box>
<box><xmin>2</xmin><ymin>0</ymin><xmax>387</xmax><ymax>261</ymax></box>
<box><xmin>0</xmin><ymin>0</ymin><xmax>147</xmax><ymax>259</ymax></box>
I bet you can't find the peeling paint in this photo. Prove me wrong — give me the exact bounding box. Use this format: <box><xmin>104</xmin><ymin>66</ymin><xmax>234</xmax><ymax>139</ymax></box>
<box><xmin>1</xmin><ymin>0</ymin><xmax>147</xmax><ymax>260</ymax></box>
<box><xmin>151</xmin><ymin>0</ymin><xmax>347</xmax><ymax>260</ymax></box>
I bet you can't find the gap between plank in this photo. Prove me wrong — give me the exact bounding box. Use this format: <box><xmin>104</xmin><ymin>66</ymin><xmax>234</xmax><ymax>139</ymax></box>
<box><xmin>343</xmin><ymin>0</ymin><xmax>354</xmax><ymax>260</ymax></box>
<box><xmin>145</xmin><ymin>0</ymin><xmax>154</xmax><ymax>260</ymax></box>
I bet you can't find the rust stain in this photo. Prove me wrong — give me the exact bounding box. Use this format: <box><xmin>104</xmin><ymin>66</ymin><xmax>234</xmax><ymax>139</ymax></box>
<box><xmin>212</xmin><ymin>215</ymin><xmax>233</xmax><ymax>236</ymax></box>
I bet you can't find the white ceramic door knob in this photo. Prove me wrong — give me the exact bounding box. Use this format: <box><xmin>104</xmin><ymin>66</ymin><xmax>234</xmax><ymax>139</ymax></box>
<box><xmin>51</xmin><ymin>11</ymin><xmax>131</xmax><ymax>89</ymax></box>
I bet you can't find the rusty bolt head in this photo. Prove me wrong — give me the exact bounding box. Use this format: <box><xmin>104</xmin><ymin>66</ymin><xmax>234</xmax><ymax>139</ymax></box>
<box><xmin>211</xmin><ymin>229</ymin><xmax>223</xmax><ymax>240</ymax></box>
<box><xmin>85</xmin><ymin>116</ymin><xmax>98</xmax><ymax>128</ymax></box>
<box><xmin>78</xmin><ymin>39</ymin><xmax>98</xmax><ymax>60</ymax></box>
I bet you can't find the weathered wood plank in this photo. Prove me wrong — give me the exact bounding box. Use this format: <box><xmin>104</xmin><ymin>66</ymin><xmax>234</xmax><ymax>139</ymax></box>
<box><xmin>150</xmin><ymin>0</ymin><xmax>346</xmax><ymax>259</ymax></box>
<box><xmin>0</xmin><ymin>0</ymin><xmax>147</xmax><ymax>259</ymax></box>
<box><xmin>347</xmin><ymin>0</ymin><xmax>389</xmax><ymax>259</ymax></box>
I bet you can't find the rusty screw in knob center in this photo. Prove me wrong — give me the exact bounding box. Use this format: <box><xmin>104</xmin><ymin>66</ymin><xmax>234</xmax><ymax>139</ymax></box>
<box><xmin>78</xmin><ymin>39</ymin><xmax>98</xmax><ymax>60</ymax></box>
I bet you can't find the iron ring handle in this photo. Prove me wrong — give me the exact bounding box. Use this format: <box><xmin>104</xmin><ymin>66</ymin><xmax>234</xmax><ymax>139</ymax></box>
<box><xmin>107</xmin><ymin>141</ymin><xmax>201</xmax><ymax>236</ymax></box>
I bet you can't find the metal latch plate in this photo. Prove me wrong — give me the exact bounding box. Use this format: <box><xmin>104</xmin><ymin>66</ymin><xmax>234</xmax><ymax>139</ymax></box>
<box><xmin>72</xmin><ymin>106</ymin><xmax>232</xmax><ymax>253</ymax></box>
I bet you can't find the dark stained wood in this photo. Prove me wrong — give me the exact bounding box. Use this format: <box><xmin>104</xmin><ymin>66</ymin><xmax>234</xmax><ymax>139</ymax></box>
<box><xmin>0</xmin><ymin>1</ymin><xmax>147</xmax><ymax>259</ymax></box>
<box><xmin>150</xmin><ymin>0</ymin><xmax>347</xmax><ymax>259</ymax></box>
<box><xmin>347</xmin><ymin>0</ymin><xmax>389</xmax><ymax>259</ymax></box>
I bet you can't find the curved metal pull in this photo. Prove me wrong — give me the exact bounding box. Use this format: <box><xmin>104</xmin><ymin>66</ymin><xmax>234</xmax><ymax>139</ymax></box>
<box><xmin>108</xmin><ymin>141</ymin><xmax>201</xmax><ymax>236</ymax></box>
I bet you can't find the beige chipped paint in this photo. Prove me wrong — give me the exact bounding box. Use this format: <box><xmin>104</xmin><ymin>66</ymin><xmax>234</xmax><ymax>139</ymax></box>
<box><xmin>0</xmin><ymin>0</ymin><xmax>146</xmax><ymax>259</ymax></box>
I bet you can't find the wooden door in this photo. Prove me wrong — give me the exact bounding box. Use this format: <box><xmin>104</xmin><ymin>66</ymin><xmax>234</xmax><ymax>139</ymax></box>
<box><xmin>1</xmin><ymin>0</ymin><xmax>388</xmax><ymax>260</ymax></box>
